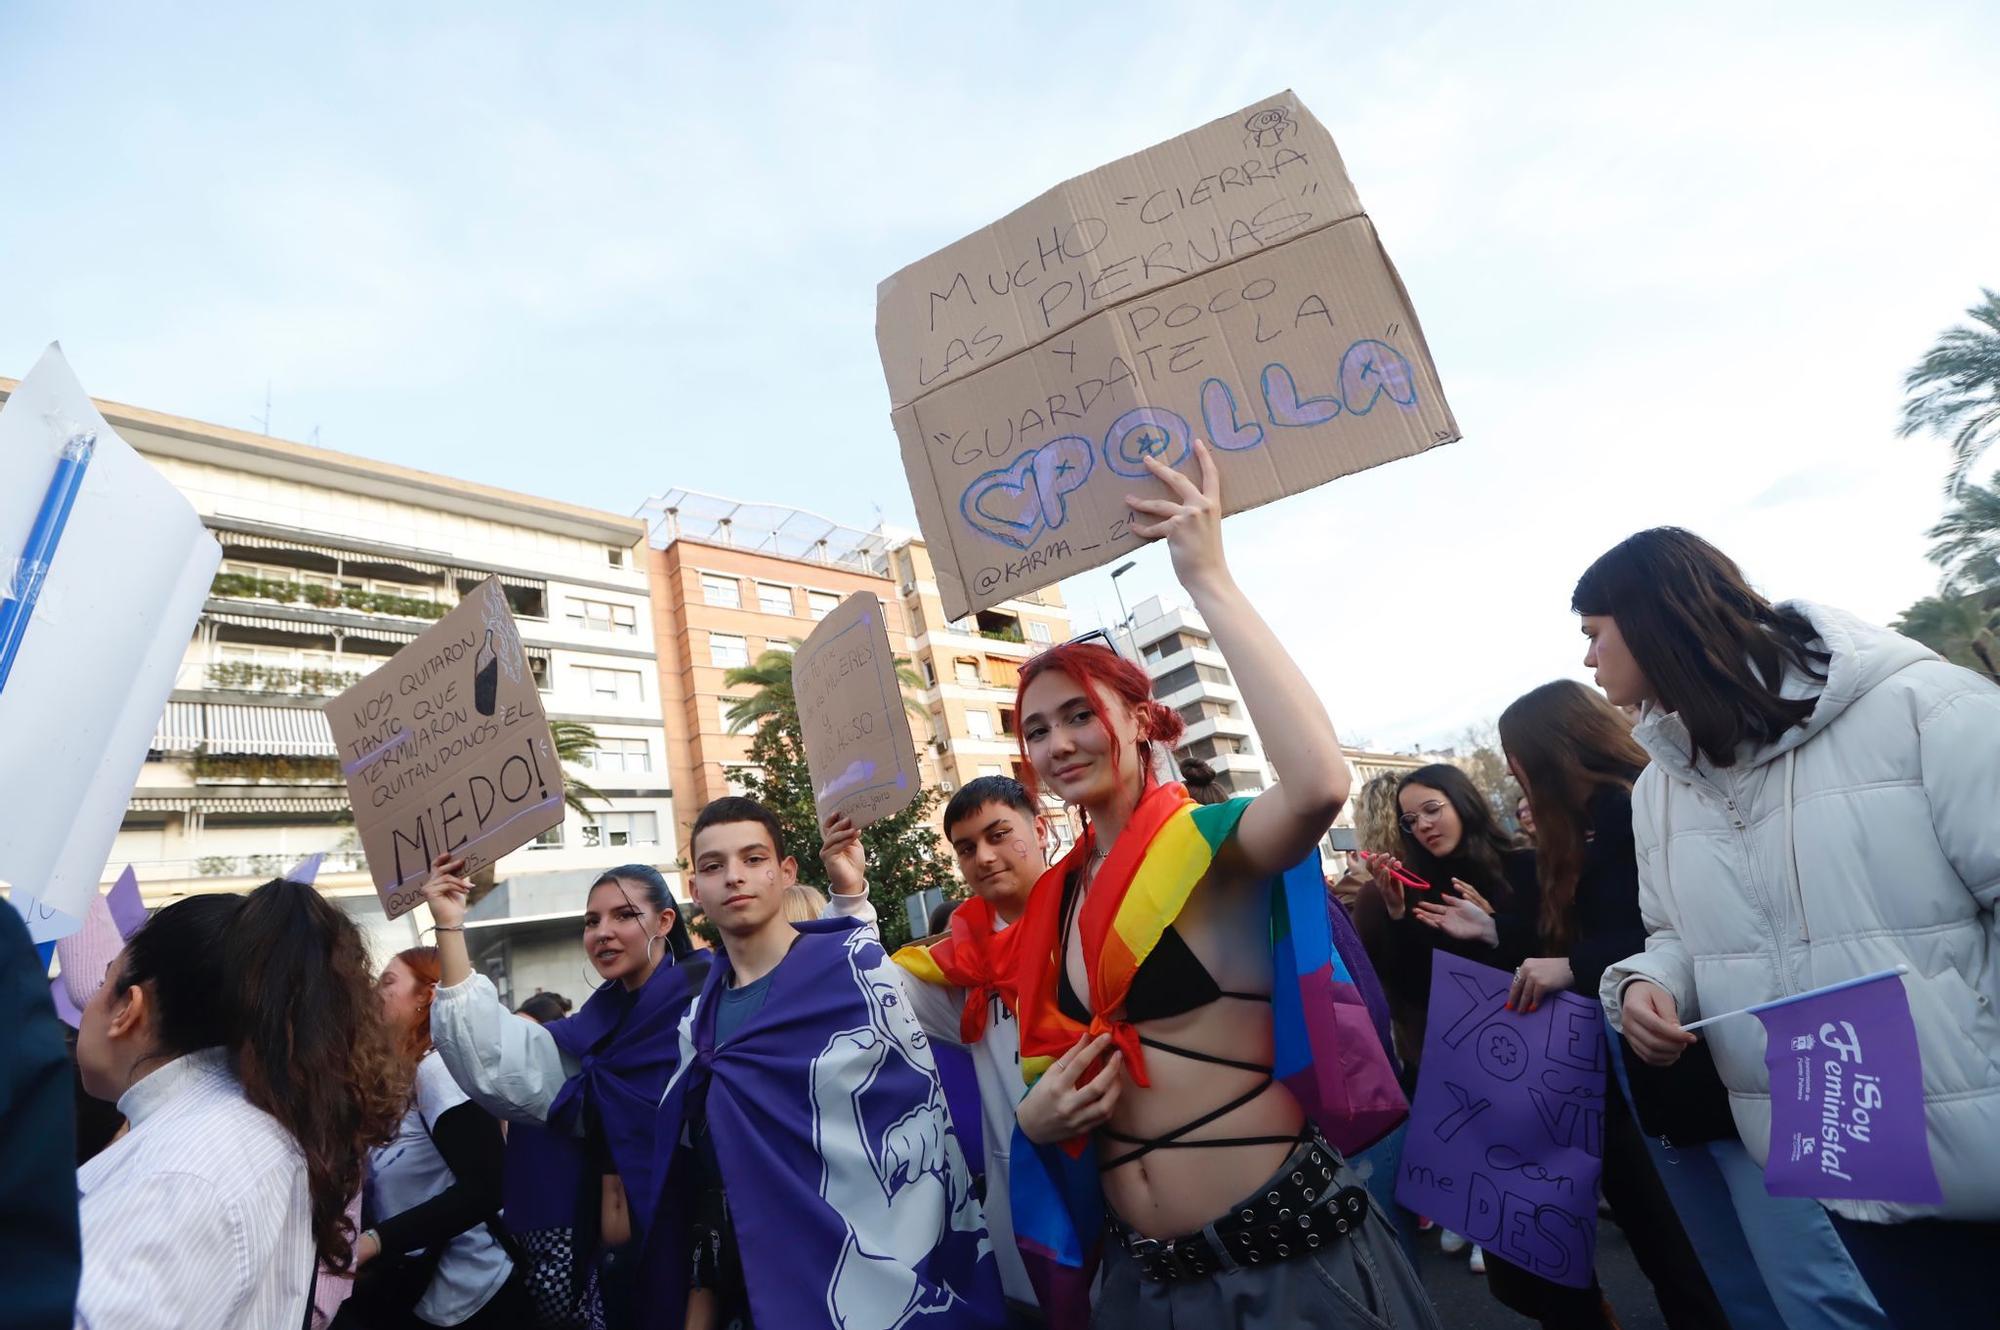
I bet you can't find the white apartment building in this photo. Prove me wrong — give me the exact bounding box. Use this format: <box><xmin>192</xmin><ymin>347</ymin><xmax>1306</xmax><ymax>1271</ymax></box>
<box><xmin>23</xmin><ymin>387</ymin><xmax>681</xmax><ymax>1006</ymax></box>
<box><xmin>1124</xmin><ymin>595</ymin><xmax>1275</xmax><ymax>798</ymax></box>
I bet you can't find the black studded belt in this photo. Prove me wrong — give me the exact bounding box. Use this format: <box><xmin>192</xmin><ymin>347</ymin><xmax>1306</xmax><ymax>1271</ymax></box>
<box><xmin>1108</xmin><ymin>1131</ymin><xmax>1370</xmax><ymax>1284</ymax></box>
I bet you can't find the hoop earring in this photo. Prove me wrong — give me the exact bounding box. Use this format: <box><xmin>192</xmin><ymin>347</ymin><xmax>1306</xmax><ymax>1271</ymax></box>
<box><xmin>648</xmin><ymin>933</ymin><xmax>676</xmax><ymax>969</ymax></box>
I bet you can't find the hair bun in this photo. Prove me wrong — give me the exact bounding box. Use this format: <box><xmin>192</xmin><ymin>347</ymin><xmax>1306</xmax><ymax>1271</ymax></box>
<box><xmin>1141</xmin><ymin>699</ymin><xmax>1186</xmax><ymax>748</ymax></box>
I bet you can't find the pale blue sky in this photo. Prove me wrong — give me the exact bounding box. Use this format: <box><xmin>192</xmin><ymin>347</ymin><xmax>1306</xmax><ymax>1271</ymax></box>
<box><xmin>5</xmin><ymin>2</ymin><xmax>1996</xmax><ymax>746</ymax></box>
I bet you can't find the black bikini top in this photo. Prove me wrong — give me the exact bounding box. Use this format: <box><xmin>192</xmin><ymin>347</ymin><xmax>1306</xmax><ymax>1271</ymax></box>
<box><xmin>1055</xmin><ymin>868</ymin><xmax>1289</xmax><ymax>1171</ymax></box>
<box><xmin>1057</xmin><ymin>922</ymin><xmax>1229</xmax><ymax>1023</ymax></box>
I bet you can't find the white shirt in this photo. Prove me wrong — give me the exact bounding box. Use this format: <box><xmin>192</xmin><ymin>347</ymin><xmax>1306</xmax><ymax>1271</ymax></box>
<box><xmin>76</xmin><ymin>1048</ymin><xmax>313</xmax><ymax>1330</ymax></box>
<box><xmin>431</xmin><ymin>972</ymin><xmax>577</xmax><ymax>1127</ymax></box>
<box><xmin>366</xmin><ymin>1052</ymin><xmax>514</xmax><ymax>1325</ymax></box>
<box><xmin>824</xmin><ymin>891</ymin><xmax>1036</xmax><ymax>1305</ymax></box>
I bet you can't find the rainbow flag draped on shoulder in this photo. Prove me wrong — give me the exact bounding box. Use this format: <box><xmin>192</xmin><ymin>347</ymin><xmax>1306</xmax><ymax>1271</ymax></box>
<box><xmin>1006</xmin><ymin>783</ymin><xmax>1407</xmax><ymax>1323</ymax></box>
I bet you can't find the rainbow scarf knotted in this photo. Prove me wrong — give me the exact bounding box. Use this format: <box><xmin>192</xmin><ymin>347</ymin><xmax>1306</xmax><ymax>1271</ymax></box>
<box><xmin>1005</xmin><ymin>782</ymin><xmax>1408</xmax><ymax>1326</ymax></box>
<box><xmin>892</xmin><ymin>895</ymin><xmax>1018</xmax><ymax>1044</ymax></box>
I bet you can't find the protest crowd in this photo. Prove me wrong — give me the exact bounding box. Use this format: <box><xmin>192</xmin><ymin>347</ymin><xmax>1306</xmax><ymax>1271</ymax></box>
<box><xmin>6</xmin><ymin>93</ymin><xmax>1999</xmax><ymax>1330</ymax></box>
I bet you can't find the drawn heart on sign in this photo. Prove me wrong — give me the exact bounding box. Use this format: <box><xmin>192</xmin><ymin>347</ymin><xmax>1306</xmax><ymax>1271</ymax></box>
<box><xmin>960</xmin><ymin>436</ymin><xmax>1095</xmax><ymax>550</ymax></box>
<box><xmin>962</xmin><ymin>452</ymin><xmax>1046</xmax><ymax>550</ymax></box>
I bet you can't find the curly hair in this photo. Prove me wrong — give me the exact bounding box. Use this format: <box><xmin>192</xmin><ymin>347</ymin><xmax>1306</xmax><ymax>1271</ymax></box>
<box><xmin>1352</xmin><ymin>771</ymin><xmax>1405</xmax><ymax>859</ymax></box>
<box><xmin>227</xmin><ymin>881</ymin><xmax>405</xmax><ymax>1272</ymax></box>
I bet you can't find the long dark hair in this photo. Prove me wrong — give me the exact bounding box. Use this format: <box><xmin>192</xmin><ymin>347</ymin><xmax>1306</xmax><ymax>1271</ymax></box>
<box><xmin>117</xmin><ymin>880</ymin><xmax>403</xmax><ymax>1273</ymax></box>
<box><xmin>1498</xmin><ymin>682</ymin><xmax>1648</xmax><ymax>949</ymax></box>
<box><xmin>1395</xmin><ymin>763</ymin><xmax>1515</xmax><ymax>903</ymax></box>
<box><xmin>1573</xmin><ymin>528</ymin><xmax>1829</xmax><ymax>768</ymax></box>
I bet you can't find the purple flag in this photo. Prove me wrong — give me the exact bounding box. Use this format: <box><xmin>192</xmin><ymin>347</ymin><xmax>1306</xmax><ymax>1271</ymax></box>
<box><xmin>1755</xmin><ymin>971</ymin><xmax>1941</xmax><ymax>1204</ymax></box>
<box><xmin>1395</xmin><ymin>952</ymin><xmax>1606</xmax><ymax>1289</ymax></box>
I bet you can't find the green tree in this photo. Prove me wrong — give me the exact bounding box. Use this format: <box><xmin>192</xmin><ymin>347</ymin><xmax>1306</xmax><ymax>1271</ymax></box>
<box><xmin>1899</xmin><ymin>288</ymin><xmax>2000</xmax><ymax>495</ymax></box>
<box><xmin>723</xmin><ymin>647</ymin><xmax>955</xmax><ymax>951</ymax></box>
<box><xmin>1923</xmin><ymin>467</ymin><xmax>2000</xmax><ymax>593</ymax></box>
<box><xmin>1893</xmin><ymin>591</ymin><xmax>2000</xmax><ymax>683</ymax></box>
<box><xmin>550</xmin><ymin>720</ymin><xmax>611</xmax><ymax>818</ymax></box>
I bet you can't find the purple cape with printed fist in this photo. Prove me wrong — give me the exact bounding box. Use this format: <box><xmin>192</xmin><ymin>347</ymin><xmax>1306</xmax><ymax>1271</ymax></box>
<box><xmin>644</xmin><ymin>916</ymin><xmax>1002</xmax><ymax>1329</ymax></box>
<box><xmin>1395</xmin><ymin>952</ymin><xmax>1607</xmax><ymax>1289</ymax></box>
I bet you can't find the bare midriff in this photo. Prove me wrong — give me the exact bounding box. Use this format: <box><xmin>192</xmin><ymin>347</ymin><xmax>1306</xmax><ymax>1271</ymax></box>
<box><xmin>1070</xmin><ymin>872</ymin><xmax>1306</xmax><ymax>1239</ymax></box>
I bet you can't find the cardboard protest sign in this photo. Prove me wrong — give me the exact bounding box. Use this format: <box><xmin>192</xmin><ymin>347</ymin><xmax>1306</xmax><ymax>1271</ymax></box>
<box><xmin>1396</xmin><ymin>953</ymin><xmax>1606</xmax><ymax>1289</ymax></box>
<box><xmin>326</xmin><ymin>577</ymin><xmax>562</xmax><ymax>919</ymax></box>
<box><xmin>1754</xmin><ymin>971</ymin><xmax>1940</xmax><ymax>1204</ymax></box>
<box><xmin>877</xmin><ymin>90</ymin><xmax>1458</xmax><ymax>618</ymax></box>
<box><xmin>0</xmin><ymin>346</ymin><xmax>222</xmax><ymax>943</ymax></box>
<box><xmin>793</xmin><ymin>592</ymin><xmax>920</xmax><ymax>827</ymax></box>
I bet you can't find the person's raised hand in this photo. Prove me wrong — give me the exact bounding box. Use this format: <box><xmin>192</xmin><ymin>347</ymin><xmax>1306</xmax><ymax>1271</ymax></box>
<box><xmin>421</xmin><ymin>854</ymin><xmax>472</xmax><ymax>929</ymax></box>
<box><xmin>1016</xmin><ymin>1032</ymin><xmax>1124</xmax><ymax>1145</ymax></box>
<box><xmin>1621</xmin><ymin>979</ymin><xmax>1696</xmax><ymax>1066</ymax></box>
<box><xmin>1414</xmin><ymin>893</ymin><xmax>1499</xmax><ymax>947</ymax></box>
<box><xmin>1127</xmin><ymin>439</ymin><xmax>1229</xmax><ymax>595</ymax></box>
<box><xmin>1362</xmin><ymin>853</ymin><xmax>1409</xmax><ymax>920</ymax></box>
<box><xmin>819</xmin><ymin>812</ymin><xmax>867</xmax><ymax>897</ymax></box>
<box><xmin>1450</xmin><ymin>878</ymin><xmax>1496</xmax><ymax>915</ymax></box>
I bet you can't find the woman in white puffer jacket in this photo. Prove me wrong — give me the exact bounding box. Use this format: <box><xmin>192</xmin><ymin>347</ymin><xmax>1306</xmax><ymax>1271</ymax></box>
<box><xmin>1578</xmin><ymin>528</ymin><xmax>2000</xmax><ymax>1325</ymax></box>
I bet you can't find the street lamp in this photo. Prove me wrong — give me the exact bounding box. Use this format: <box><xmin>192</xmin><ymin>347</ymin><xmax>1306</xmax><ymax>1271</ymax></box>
<box><xmin>1110</xmin><ymin>561</ymin><xmax>1138</xmax><ymax>658</ymax></box>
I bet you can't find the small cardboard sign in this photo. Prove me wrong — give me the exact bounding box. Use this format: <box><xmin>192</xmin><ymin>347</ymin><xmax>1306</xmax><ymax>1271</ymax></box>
<box><xmin>1395</xmin><ymin>954</ymin><xmax>1607</xmax><ymax>1288</ymax></box>
<box><xmin>325</xmin><ymin>577</ymin><xmax>563</xmax><ymax>919</ymax></box>
<box><xmin>793</xmin><ymin>592</ymin><xmax>920</xmax><ymax>828</ymax></box>
<box><xmin>876</xmin><ymin>90</ymin><xmax>1458</xmax><ymax>618</ymax></box>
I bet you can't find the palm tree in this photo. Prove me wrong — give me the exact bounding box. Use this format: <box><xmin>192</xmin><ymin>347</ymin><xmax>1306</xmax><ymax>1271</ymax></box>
<box><xmin>1924</xmin><ymin>468</ymin><xmax>2000</xmax><ymax>593</ymax></box>
<box><xmin>1899</xmin><ymin>288</ymin><xmax>2000</xmax><ymax>495</ymax></box>
<box><xmin>723</xmin><ymin>643</ymin><xmax>931</xmax><ymax>738</ymax></box>
<box><xmin>550</xmin><ymin>720</ymin><xmax>611</xmax><ymax>817</ymax></box>
<box><xmin>1892</xmin><ymin>594</ymin><xmax>1999</xmax><ymax>682</ymax></box>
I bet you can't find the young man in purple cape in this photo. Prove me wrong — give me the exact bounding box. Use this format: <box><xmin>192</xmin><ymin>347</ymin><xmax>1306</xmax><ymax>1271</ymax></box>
<box><xmin>648</xmin><ymin>797</ymin><xmax>1003</xmax><ymax>1330</ymax></box>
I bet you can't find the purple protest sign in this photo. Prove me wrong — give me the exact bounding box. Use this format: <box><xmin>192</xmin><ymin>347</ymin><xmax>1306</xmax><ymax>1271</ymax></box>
<box><xmin>1395</xmin><ymin>952</ymin><xmax>1607</xmax><ymax>1288</ymax></box>
<box><xmin>1755</xmin><ymin>971</ymin><xmax>1940</xmax><ymax>1204</ymax></box>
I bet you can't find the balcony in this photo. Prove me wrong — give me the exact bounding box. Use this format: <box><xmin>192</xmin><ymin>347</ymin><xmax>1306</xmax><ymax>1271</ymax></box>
<box><xmin>210</xmin><ymin>572</ymin><xmax>448</xmax><ymax>621</ymax></box>
<box><xmin>204</xmin><ymin>660</ymin><xmax>366</xmax><ymax>697</ymax></box>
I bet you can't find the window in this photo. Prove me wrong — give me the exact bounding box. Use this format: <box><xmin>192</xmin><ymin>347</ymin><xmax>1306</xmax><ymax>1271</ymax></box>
<box><xmin>807</xmin><ymin>591</ymin><xmax>840</xmax><ymax>621</ymax></box>
<box><xmin>954</xmin><ymin>658</ymin><xmax>980</xmax><ymax>686</ymax></box>
<box><xmin>921</xmin><ymin>660</ymin><xmax>937</xmax><ymax>686</ymax></box>
<box><xmin>757</xmin><ymin>582</ymin><xmax>793</xmax><ymax>616</ymax></box>
<box><xmin>607</xmin><ymin>547</ymin><xmax>626</xmax><ymax>568</ymax></box>
<box><xmin>566</xmin><ymin>597</ymin><xmax>638</xmax><ymax>635</ymax></box>
<box><xmin>1028</xmin><ymin>621</ymin><xmax>1052</xmax><ymax>644</ymax></box>
<box><xmin>582</xmin><ymin>811</ymin><xmax>659</xmax><ymax>849</ymax></box>
<box><xmin>529</xmin><ymin>654</ymin><xmax>551</xmax><ymax>691</ymax></box>
<box><xmin>531</xmin><ymin>824</ymin><xmax>564</xmax><ymax>849</ymax></box>
<box><xmin>584</xmin><ymin>737</ymin><xmax>652</xmax><ymax>773</ymax></box>
<box><xmin>577</xmin><ymin>666</ymin><xmax>643</xmax><ymax>703</ymax></box>
<box><xmin>701</xmin><ymin>574</ymin><xmax>741</xmax><ymax>608</ymax></box>
<box><xmin>709</xmin><ymin>633</ymin><xmax>749</xmax><ymax>669</ymax></box>
<box><xmin>977</xmin><ymin>764</ymin><xmax>1004</xmax><ymax>777</ymax></box>
<box><xmin>964</xmin><ymin>709</ymin><xmax>994</xmax><ymax>739</ymax></box>
<box><xmin>998</xmin><ymin>706</ymin><xmax>1017</xmax><ymax>736</ymax></box>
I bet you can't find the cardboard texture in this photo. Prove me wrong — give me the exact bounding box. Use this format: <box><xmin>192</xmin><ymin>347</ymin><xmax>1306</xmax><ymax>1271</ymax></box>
<box><xmin>877</xmin><ymin>91</ymin><xmax>1457</xmax><ymax>618</ymax></box>
<box><xmin>793</xmin><ymin>591</ymin><xmax>921</xmax><ymax>827</ymax></box>
<box><xmin>326</xmin><ymin>577</ymin><xmax>563</xmax><ymax>919</ymax></box>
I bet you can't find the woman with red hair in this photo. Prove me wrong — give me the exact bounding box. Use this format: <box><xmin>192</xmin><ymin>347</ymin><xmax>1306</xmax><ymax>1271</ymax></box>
<box><xmin>338</xmin><ymin>947</ymin><xmax>529</xmax><ymax>1328</ymax></box>
<box><xmin>1007</xmin><ymin>443</ymin><xmax>1435</xmax><ymax>1329</ymax></box>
